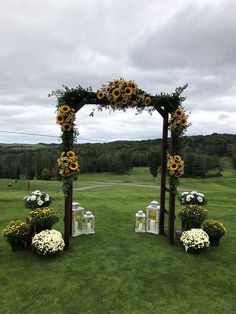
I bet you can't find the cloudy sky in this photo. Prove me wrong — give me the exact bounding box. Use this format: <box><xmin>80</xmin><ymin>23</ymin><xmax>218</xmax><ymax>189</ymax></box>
<box><xmin>0</xmin><ymin>0</ymin><xmax>235</xmax><ymax>144</ymax></box>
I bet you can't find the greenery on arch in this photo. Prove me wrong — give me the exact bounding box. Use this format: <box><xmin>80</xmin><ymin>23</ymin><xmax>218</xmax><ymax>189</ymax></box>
<box><xmin>50</xmin><ymin>79</ymin><xmax>190</xmax><ymax>194</ymax></box>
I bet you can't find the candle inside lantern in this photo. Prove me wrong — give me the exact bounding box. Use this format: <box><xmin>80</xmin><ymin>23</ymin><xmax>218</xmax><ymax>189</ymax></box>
<box><xmin>138</xmin><ymin>222</ymin><xmax>143</xmax><ymax>231</ymax></box>
<box><xmin>150</xmin><ymin>219</ymin><xmax>156</xmax><ymax>232</ymax></box>
<box><xmin>87</xmin><ymin>222</ymin><xmax>92</xmax><ymax>233</ymax></box>
<box><xmin>74</xmin><ymin>221</ymin><xmax>78</xmax><ymax>233</ymax></box>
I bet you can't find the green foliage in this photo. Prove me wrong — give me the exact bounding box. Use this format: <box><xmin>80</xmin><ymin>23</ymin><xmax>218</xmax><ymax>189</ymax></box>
<box><xmin>29</xmin><ymin>207</ymin><xmax>59</xmax><ymax>232</ymax></box>
<box><xmin>2</xmin><ymin>220</ymin><xmax>30</xmax><ymax>244</ymax></box>
<box><xmin>202</xmin><ymin>220</ymin><xmax>226</xmax><ymax>238</ymax></box>
<box><xmin>178</xmin><ymin>205</ymin><xmax>208</xmax><ymax>229</ymax></box>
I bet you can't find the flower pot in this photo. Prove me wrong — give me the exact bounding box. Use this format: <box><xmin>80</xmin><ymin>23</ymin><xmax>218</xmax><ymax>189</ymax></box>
<box><xmin>10</xmin><ymin>241</ymin><xmax>25</xmax><ymax>252</ymax></box>
<box><xmin>209</xmin><ymin>236</ymin><xmax>221</xmax><ymax>247</ymax></box>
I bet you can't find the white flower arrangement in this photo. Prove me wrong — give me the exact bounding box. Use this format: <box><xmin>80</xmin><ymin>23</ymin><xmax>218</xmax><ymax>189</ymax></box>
<box><xmin>24</xmin><ymin>190</ymin><xmax>52</xmax><ymax>209</ymax></box>
<box><xmin>180</xmin><ymin>191</ymin><xmax>207</xmax><ymax>206</ymax></box>
<box><xmin>32</xmin><ymin>229</ymin><xmax>65</xmax><ymax>255</ymax></box>
<box><xmin>180</xmin><ymin>228</ymin><xmax>210</xmax><ymax>252</ymax></box>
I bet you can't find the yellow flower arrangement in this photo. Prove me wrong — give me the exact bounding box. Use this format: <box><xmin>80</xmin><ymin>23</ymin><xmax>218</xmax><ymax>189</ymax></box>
<box><xmin>57</xmin><ymin>150</ymin><xmax>79</xmax><ymax>177</ymax></box>
<box><xmin>96</xmin><ymin>78</ymin><xmax>152</xmax><ymax>109</ymax></box>
<box><xmin>168</xmin><ymin>155</ymin><xmax>184</xmax><ymax>178</ymax></box>
<box><xmin>56</xmin><ymin>104</ymin><xmax>75</xmax><ymax>132</ymax></box>
<box><xmin>169</xmin><ymin>107</ymin><xmax>190</xmax><ymax>136</ymax></box>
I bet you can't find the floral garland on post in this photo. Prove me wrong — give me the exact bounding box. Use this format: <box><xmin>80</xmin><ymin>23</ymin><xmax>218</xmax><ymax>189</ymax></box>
<box><xmin>56</xmin><ymin>104</ymin><xmax>79</xmax><ymax>194</ymax></box>
<box><xmin>168</xmin><ymin>105</ymin><xmax>190</xmax><ymax>192</ymax></box>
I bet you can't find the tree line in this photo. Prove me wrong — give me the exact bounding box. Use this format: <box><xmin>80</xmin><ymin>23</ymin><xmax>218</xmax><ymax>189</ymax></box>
<box><xmin>0</xmin><ymin>133</ymin><xmax>235</xmax><ymax>180</ymax></box>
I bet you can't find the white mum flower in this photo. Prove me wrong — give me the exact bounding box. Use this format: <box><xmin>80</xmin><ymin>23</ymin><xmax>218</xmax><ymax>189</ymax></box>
<box><xmin>31</xmin><ymin>195</ymin><xmax>37</xmax><ymax>201</ymax></box>
<box><xmin>38</xmin><ymin>200</ymin><xmax>44</xmax><ymax>206</ymax></box>
<box><xmin>197</xmin><ymin>196</ymin><xmax>203</xmax><ymax>203</ymax></box>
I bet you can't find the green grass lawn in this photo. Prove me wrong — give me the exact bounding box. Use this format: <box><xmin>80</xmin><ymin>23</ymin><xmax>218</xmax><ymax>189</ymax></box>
<box><xmin>0</xmin><ymin>168</ymin><xmax>236</xmax><ymax>314</ymax></box>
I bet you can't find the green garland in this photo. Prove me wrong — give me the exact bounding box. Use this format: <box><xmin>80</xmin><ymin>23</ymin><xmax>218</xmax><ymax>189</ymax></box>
<box><xmin>50</xmin><ymin>79</ymin><xmax>189</xmax><ymax>195</ymax></box>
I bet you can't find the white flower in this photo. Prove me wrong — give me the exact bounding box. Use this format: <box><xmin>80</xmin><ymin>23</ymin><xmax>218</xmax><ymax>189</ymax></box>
<box><xmin>38</xmin><ymin>200</ymin><xmax>44</xmax><ymax>206</ymax></box>
<box><xmin>31</xmin><ymin>195</ymin><xmax>37</xmax><ymax>201</ymax></box>
<box><xmin>33</xmin><ymin>190</ymin><xmax>42</xmax><ymax>196</ymax></box>
<box><xmin>32</xmin><ymin>229</ymin><xmax>65</xmax><ymax>255</ymax></box>
<box><xmin>197</xmin><ymin>196</ymin><xmax>203</xmax><ymax>203</ymax></box>
<box><xmin>45</xmin><ymin>194</ymin><xmax>50</xmax><ymax>202</ymax></box>
<box><xmin>191</xmin><ymin>191</ymin><xmax>197</xmax><ymax>195</ymax></box>
<box><xmin>186</xmin><ymin>195</ymin><xmax>193</xmax><ymax>202</ymax></box>
<box><xmin>182</xmin><ymin>192</ymin><xmax>188</xmax><ymax>196</ymax></box>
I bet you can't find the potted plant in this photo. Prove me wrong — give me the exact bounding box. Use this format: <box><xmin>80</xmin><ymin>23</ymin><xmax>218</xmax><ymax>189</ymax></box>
<box><xmin>2</xmin><ymin>220</ymin><xmax>31</xmax><ymax>251</ymax></box>
<box><xmin>24</xmin><ymin>190</ymin><xmax>52</xmax><ymax>209</ymax></box>
<box><xmin>177</xmin><ymin>205</ymin><xmax>208</xmax><ymax>230</ymax></box>
<box><xmin>29</xmin><ymin>207</ymin><xmax>59</xmax><ymax>233</ymax></box>
<box><xmin>180</xmin><ymin>228</ymin><xmax>210</xmax><ymax>253</ymax></box>
<box><xmin>32</xmin><ymin>229</ymin><xmax>65</xmax><ymax>256</ymax></box>
<box><xmin>202</xmin><ymin>220</ymin><xmax>226</xmax><ymax>246</ymax></box>
<box><xmin>179</xmin><ymin>191</ymin><xmax>207</xmax><ymax>206</ymax></box>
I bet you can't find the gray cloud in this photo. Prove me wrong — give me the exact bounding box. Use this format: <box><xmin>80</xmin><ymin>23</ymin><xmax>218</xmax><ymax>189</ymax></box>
<box><xmin>0</xmin><ymin>0</ymin><xmax>235</xmax><ymax>143</ymax></box>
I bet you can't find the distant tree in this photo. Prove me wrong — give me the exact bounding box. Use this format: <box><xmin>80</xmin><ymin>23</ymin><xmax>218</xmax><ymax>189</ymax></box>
<box><xmin>148</xmin><ymin>150</ymin><xmax>161</xmax><ymax>181</ymax></box>
<box><xmin>40</xmin><ymin>168</ymin><xmax>51</xmax><ymax>180</ymax></box>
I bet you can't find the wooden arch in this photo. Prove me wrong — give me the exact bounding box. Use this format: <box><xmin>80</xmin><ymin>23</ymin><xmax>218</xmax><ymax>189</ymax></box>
<box><xmin>52</xmin><ymin>82</ymin><xmax>188</xmax><ymax>249</ymax></box>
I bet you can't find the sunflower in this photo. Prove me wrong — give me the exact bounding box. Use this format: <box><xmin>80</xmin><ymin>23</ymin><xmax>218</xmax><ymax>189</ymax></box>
<box><xmin>174</xmin><ymin>108</ymin><xmax>184</xmax><ymax>117</ymax></box>
<box><xmin>127</xmin><ymin>100</ymin><xmax>133</xmax><ymax>107</ymax></box>
<box><xmin>97</xmin><ymin>90</ymin><xmax>105</xmax><ymax>100</ymax></box>
<box><xmin>136</xmin><ymin>95</ymin><xmax>141</xmax><ymax>102</ymax></box>
<box><xmin>130</xmin><ymin>82</ymin><xmax>137</xmax><ymax>89</ymax></box>
<box><xmin>175</xmin><ymin>172</ymin><xmax>182</xmax><ymax>177</ymax></box>
<box><xmin>60</xmin><ymin>105</ymin><xmax>70</xmax><ymax>113</ymax></box>
<box><xmin>62</xmin><ymin>123</ymin><xmax>72</xmax><ymax>132</ymax></box>
<box><xmin>122</xmin><ymin>98</ymin><xmax>127</xmax><ymax>105</ymax></box>
<box><xmin>113</xmin><ymin>79</ymin><xmax>120</xmax><ymax>86</ymax></box>
<box><xmin>112</xmin><ymin>88</ymin><xmax>121</xmax><ymax>99</ymax></box>
<box><xmin>67</xmin><ymin>150</ymin><xmax>75</xmax><ymax>158</ymax></box>
<box><xmin>105</xmin><ymin>85</ymin><xmax>111</xmax><ymax>93</ymax></box>
<box><xmin>123</xmin><ymin>80</ymin><xmax>128</xmax><ymax>87</ymax></box>
<box><xmin>145</xmin><ymin>96</ymin><xmax>152</xmax><ymax>106</ymax></box>
<box><xmin>124</xmin><ymin>87</ymin><xmax>133</xmax><ymax>96</ymax></box>
<box><xmin>69</xmin><ymin>161</ymin><xmax>79</xmax><ymax>171</ymax></box>
<box><xmin>174</xmin><ymin>155</ymin><xmax>181</xmax><ymax>161</ymax></box>
<box><xmin>56</xmin><ymin>114</ymin><xmax>64</xmax><ymax>124</ymax></box>
<box><xmin>110</xmin><ymin>100</ymin><xmax>116</xmax><ymax>108</ymax></box>
<box><xmin>169</xmin><ymin>162</ymin><xmax>178</xmax><ymax>171</ymax></box>
<box><xmin>181</xmin><ymin>117</ymin><xmax>187</xmax><ymax>125</ymax></box>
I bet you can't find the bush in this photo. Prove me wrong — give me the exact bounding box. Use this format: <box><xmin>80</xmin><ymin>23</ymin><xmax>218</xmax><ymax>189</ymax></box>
<box><xmin>178</xmin><ymin>205</ymin><xmax>208</xmax><ymax>230</ymax></box>
<box><xmin>202</xmin><ymin>220</ymin><xmax>226</xmax><ymax>238</ymax></box>
<box><xmin>32</xmin><ymin>229</ymin><xmax>65</xmax><ymax>255</ymax></box>
<box><xmin>24</xmin><ymin>190</ymin><xmax>52</xmax><ymax>209</ymax></box>
<box><xmin>29</xmin><ymin>207</ymin><xmax>59</xmax><ymax>233</ymax></box>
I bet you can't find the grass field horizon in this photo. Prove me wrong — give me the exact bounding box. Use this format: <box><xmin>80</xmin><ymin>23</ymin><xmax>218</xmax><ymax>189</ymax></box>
<box><xmin>0</xmin><ymin>166</ymin><xmax>236</xmax><ymax>313</ymax></box>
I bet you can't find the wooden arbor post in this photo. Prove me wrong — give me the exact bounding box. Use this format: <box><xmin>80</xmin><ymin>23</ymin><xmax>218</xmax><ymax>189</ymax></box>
<box><xmin>64</xmin><ymin>183</ymin><xmax>73</xmax><ymax>250</ymax></box>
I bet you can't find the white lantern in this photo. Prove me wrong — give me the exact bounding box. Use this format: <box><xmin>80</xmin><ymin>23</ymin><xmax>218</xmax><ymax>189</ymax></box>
<box><xmin>72</xmin><ymin>202</ymin><xmax>84</xmax><ymax>237</ymax></box>
<box><xmin>135</xmin><ymin>210</ymin><xmax>146</xmax><ymax>233</ymax></box>
<box><xmin>83</xmin><ymin>211</ymin><xmax>95</xmax><ymax>234</ymax></box>
<box><xmin>146</xmin><ymin>200</ymin><xmax>160</xmax><ymax>234</ymax></box>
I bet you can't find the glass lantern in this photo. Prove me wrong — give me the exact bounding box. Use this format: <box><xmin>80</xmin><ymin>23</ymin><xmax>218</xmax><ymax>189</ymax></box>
<box><xmin>72</xmin><ymin>202</ymin><xmax>84</xmax><ymax>237</ymax></box>
<box><xmin>135</xmin><ymin>210</ymin><xmax>146</xmax><ymax>233</ymax></box>
<box><xmin>83</xmin><ymin>211</ymin><xmax>95</xmax><ymax>234</ymax></box>
<box><xmin>146</xmin><ymin>200</ymin><xmax>160</xmax><ymax>234</ymax></box>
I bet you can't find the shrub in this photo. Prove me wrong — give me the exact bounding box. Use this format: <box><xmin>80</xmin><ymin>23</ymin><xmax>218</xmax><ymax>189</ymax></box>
<box><xmin>2</xmin><ymin>220</ymin><xmax>31</xmax><ymax>250</ymax></box>
<box><xmin>179</xmin><ymin>191</ymin><xmax>207</xmax><ymax>206</ymax></box>
<box><xmin>32</xmin><ymin>229</ymin><xmax>65</xmax><ymax>255</ymax></box>
<box><xmin>180</xmin><ymin>228</ymin><xmax>210</xmax><ymax>252</ymax></box>
<box><xmin>178</xmin><ymin>205</ymin><xmax>208</xmax><ymax>229</ymax></box>
<box><xmin>29</xmin><ymin>207</ymin><xmax>59</xmax><ymax>232</ymax></box>
<box><xmin>24</xmin><ymin>190</ymin><xmax>52</xmax><ymax>209</ymax></box>
<box><xmin>202</xmin><ymin>220</ymin><xmax>226</xmax><ymax>238</ymax></box>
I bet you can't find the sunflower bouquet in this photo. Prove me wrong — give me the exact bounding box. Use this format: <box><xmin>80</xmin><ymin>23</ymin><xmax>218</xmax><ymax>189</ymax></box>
<box><xmin>168</xmin><ymin>155</ymin><xmax>184</xmax><ymax>178</ymax></box>
<box><xmin>56</xmin><ymin>104</ymin><xmax>76</xmax><ymax>132</ymax></box>
<box><xmin>169</xmin><ymin>107</ymin><xmax>190</xmax><ymax>136</ymax></box>
<box><xmin>57</xmin><ymin>150</ymin><xmax>79</xmax><ymax>177</ymax></box>
<box><xmin>97</xmin><ymin>78</ymin><xmax>152</xmax><ymax>109</ymax></box>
